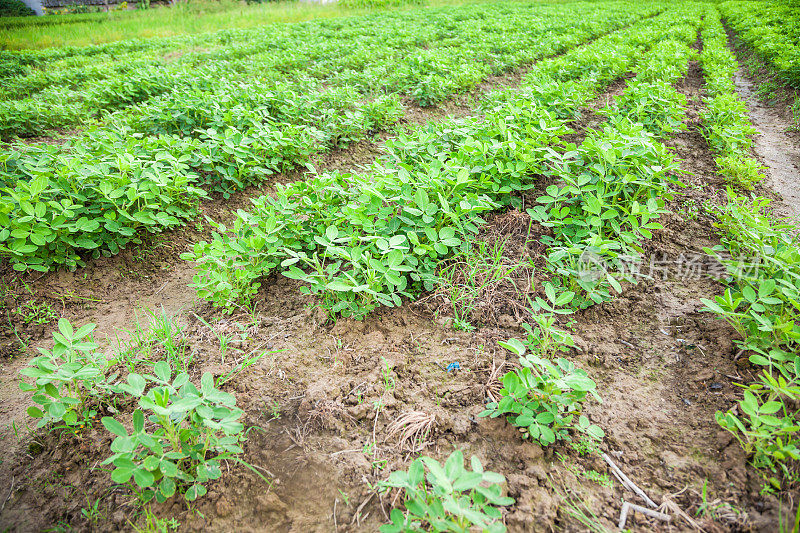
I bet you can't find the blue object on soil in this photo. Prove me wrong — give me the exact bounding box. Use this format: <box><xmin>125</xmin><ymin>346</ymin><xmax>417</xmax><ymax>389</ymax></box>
<box><xmin>446</xmin><ymin>362</ymin><xmax>460</xmax><ymax>372</ymax></box>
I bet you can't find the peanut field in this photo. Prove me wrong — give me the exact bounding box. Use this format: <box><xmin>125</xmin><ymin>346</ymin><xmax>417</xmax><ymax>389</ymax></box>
<box><xmin>1</xmin><ymin>0</ymin><xmax>799</xmax><ymax>531</ymax></box>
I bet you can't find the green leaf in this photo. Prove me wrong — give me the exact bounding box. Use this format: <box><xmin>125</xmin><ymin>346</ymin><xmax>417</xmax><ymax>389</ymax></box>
<box><xmin>133</xmin><ymin>468</ymin><xmax>155</xmax><ymax>488</ymax></box>
<box><xmin>421</xmin><ymin>457</ymin><xmax>453</xmax><ymax>493</ymax></box>
<box><xmin>563</xmin><ymin>374</ymin><xmax>596</xmax><ymax>392</ymax></box>
<box><xmin>57</xmin><ymin>318</ymin><xmax>73</xmax><ymax>339</ymax></box>
<box><xmin>515</xmin><ymin>414</ymin><xmax>534</xmax><ymax>427</ymax></box>
<box><xmin>452</xmin><ymin>471</ymin><xmax>483</xmax><ymax>492</ymax></box>
<box><xmin>111</xmin><ymin>467</ymin><xmax>134</xmax><ymax>484</ymax></box>
<box><xmin>498</xmin><ymin>338</ymin><xmax>526</xmax><ymax>356</ymax></box>
<box><xmin>159</xmin><ymin>477</ymin><xmax>176</xmax><ymax>498</ymax></box>
<box><xmin>325</xmin><ymin>281</ymin><xmax>353</xmax><ymax>292</ymax></box>
<box><xmin>444</xmin><ymin>449</ymin><xmax>463</xmax><ymax>479</ymax></box>
<box><xmin>153</xmin><ymin>361</ymin><xmax>171</xmax><ymax>382</ymax></box>
<box><xmin>586</xmin><ymin>424</ymin><xmax>605</xmax><ymax>440</ymax></box>
<box><xmin>760</xmin><ymin>401</ymin><xmax>782</xmax><ymax>414</ymax></box>
<box><xmin>470</xmin><ymin>456</ymin><xmax>483</xmax><ymax>475</ymax></box>
<box><xmin>185</xmin><ymin>484</ymin><xmax>207</xmax><ymax>501</ymax></box>
<box><xmin>48</xmin><ymin>402</ymin><xmax>66</xmax><ymax>420</ymax></box>
<box><xmin>124</xmin><ymin>373</ymin><xmax>146</xmax><ymax>396</ymax></box>
<box><xmin>102</xmin><ymin>417</ymin><xmax>128</xmax><ymax>437</ymax></box>
<box><xmin>544</xmin><ymin>283</ymin><xmax>556</xmax><ymax>304</ymax></box>
<box><xmin>74</xmin><ymin>323</ymin><xmax>96</xmax><ymax>339</ymax></box>
<box><xmin>700</xmin><ymin>298</ymin><xmax>725</xmax><ymax>315</ymax></box>
<box><xmin>325</xmin><ymin>226</ymin><xmax>338</xmax><ymax>241</ymax></box>
<box><xmin>742</xmin><ymin>286</ymin><xmax>756</xmax><ymax>303</ymax></box>
<box><xmin>160</xmin><ymin>460</ymin><xmax>178</xmax><ymax>478</ymax></box>
<box><xmin>133</xmin><ymin>409</ymin><xmax>145</xmax><ymax>433</ymax></box>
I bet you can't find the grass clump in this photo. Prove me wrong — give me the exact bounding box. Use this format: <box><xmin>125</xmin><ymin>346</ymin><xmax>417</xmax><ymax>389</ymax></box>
<box><xmin>715</xmin><ymin>154</ymin><xmax>765</xmax><ymax>190</ymax></box>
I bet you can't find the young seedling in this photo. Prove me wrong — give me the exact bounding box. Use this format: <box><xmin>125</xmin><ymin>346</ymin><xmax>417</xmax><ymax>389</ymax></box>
<box><xmin>102</xmin><ymin>362</ymin><xmax>250</xmax><ymax>503</ymax></box>
<box><xmin>480</xmin><ymin>334</ymin><xmax>603</xmax><ymax>446</ymax></box>
<box><xmin>20</xmin><ymin>319</ymin><xmax>112</xmax><ymax>429</ymax></box>
<box><xmin>378</xmin><ymin>450</ymin><xmax>514</xmax><ymax>533</ymax></box>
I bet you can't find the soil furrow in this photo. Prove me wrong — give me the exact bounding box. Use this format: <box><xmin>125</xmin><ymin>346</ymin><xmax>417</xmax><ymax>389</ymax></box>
<box><xmin>720</xmin><ymin>25</ymin><xmax>800</xmax><ymax>222</ymax></box>
<box><xmin>730</xmin><ymin>71</ymin><xmax>800</xmax><ymax>221</ymax></box>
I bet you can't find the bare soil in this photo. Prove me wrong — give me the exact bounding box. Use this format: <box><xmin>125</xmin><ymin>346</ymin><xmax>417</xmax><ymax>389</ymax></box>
<box><xmin>731</xmin><ymin>72</ymin><xmax>800</xmax><ymax>222</ymax></box>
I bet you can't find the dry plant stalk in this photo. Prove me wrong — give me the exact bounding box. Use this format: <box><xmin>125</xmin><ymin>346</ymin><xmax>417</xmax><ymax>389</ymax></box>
<box><xmin>385</xmin><ymin>411</ymin><xmax>436</xmax><ymax>452</ymax></box>
<box><xmin>484</xmin><ymin>359</ymin><xmax>510</xmax><ymax>403</ymax></box>
<box><xmin>305</xmin><ymin>399</ymin><xmax>352</xmax><ymax>431</ymax></box>
<box><xmin>659</xmin><ymin>498</ymin><xmax>703</xmax><ymax>531</ymax></box>
<box><xmin>658</xmin><ymin>486</ymin><xmax>704</xmax><ymax>531</ymax></box>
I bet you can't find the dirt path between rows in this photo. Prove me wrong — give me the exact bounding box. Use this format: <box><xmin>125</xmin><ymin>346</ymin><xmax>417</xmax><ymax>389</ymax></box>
<box><xmin>733</xmin><ymin>71</ymin><xmax>800</xmax><ymax>221</ymax></box>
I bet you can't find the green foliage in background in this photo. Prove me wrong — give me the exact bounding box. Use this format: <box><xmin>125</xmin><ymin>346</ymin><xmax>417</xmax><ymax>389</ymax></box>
<box><xmin>0</xmin><ymin>0</ymin><xmax>34</xmax><ymax>17</ymax></box>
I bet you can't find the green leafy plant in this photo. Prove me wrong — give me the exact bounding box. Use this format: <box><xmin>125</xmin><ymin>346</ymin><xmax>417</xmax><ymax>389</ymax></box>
<box><xmin>701</xmin><ymin>191</ymin><xmax>800</xmax><ymax>487</ymax></box>
<box><xmin>378</xmin><ymin>450</ymin><xmax>514</xmax><ymax>533</ymax></box>
<box><xmin>101</xmin><ymin>362</ymin><xmax>248</xmax><ymax>503</ymax></box>
<box><xmin>715</xmin><ymin>154</ymin><xmax>765</xmax><ymax>190</ymax></box>
<box><xmin>14</xmin><ymin>300</ymin><xmax>58</xmax><ymax>325</ymax></box>
<box><xmin>720</xmin><ymin>1</ymin><xmax>800</xmax><ymax>89</ymax></box>
<box><xmin>480</xmin><ymin>334</ymin><xmax>603</xmax><ymax>446</ymax></box>
<box><xmin>699</xmin><ymin>6</ymin><xmax>767</xmax><ymax>198</ymax></box>
<box><xmin>570</xmin><ymin>435</ymin><xmax>602</xmax><ymax>457</ymax></box>
<box><xmin>0</xmin><ymin>0</ymin><xmax>34</xmax><ymax>16</ymax></box>
<box><xmin>20</xmin><ymin>318</ymin><xmax>111</xmax><ymax>428</ymax></box>
<box><xmin>529</xmin><ymin>119</ymin><xmax>681</xmax><ymax>307</ymax></box>
<box><xmin>80</xmin><ymin>496</ymin><xmax>105</xmax><ymax>525</ymax></box>
<box><xmin>791</xmin><ymin>96</ymin><xmax>800</xmax><ymax>132</ymax></box>
<box><xmin>602</xmin><ymin>80</ymin><xmax>688</xmax><ymax>137</ymax></box>
<box><xmin>716</xmin><ymin>381</ymin><xmax>800</xmax><ymax>484</ymax></box>
<box><xmin>701</xmin><ymin>193</ymin><xmax>800</xmax><ymax>366</ymax></box>
<box><xmin>583</xmin><ymin>470</ymin><xmax>613</xmax><ymax>488</ymax></box>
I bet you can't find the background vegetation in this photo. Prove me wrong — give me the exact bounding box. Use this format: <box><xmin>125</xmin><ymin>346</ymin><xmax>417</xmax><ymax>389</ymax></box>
<box><xmin>0</xmin><ymin>0</ymin><xmax>483</xmax><ymax>50</ymax></box>
<box><xmin>0</xmin><ymin>0</ymin><xmax>34</xmax><ymax>18</ymax></box>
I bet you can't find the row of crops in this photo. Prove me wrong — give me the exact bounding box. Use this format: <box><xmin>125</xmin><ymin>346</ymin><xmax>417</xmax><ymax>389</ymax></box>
<box><xmin>185</xmin><ymin>6</ymin><xmax>701</xmax><ymax>317</ymax></box>
<box><xmin>0</xmin><ymin>1</ymin><xmax>654</xmax><ymax>137</ymax></box>
<box><xmin>0</xmin><ymin>1</ymin><xmax>660</xmax><ymax>272</ymax></box>
<box><xmin>700</xmin><ymin>8</ymin><xmax>800</xmax><ymax>492</ymax></box>
<box><xmin>181</xmin><ymin>0</ymin><xmax>799</xmax><ymax>499</ymax></box>
<box><xmin>720</xmin><ymin>0</ymin><xmax>800</xmax><ymax>88</ymax></box>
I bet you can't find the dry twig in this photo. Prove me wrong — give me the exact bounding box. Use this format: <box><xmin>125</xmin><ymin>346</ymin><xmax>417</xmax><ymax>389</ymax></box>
<box><xmin>602</xmin><ymin>453</ymin><xmax>657</xmax><ymax>508</ymax></box>
<box><xmin>659</xmin><ymin>486</ymin><xmax>704</xmax><ymax>531</ymax></box>
<box><xmin>618</xmin><ymin>502</ymin><xmax>671</xmax><ymax>529</ymax></box>
<box><xmin>352</xmin><ymin>492</ymin><xmax>376</xmax><ymax>525</ymax></box>
<box><xmin>333</xmin><ymin>497</ymin><xmax>338</xmax><ymax>532</ymax></box>
<box><xmin>484</xmin><ymin>360</ymin><xmax>509</xmax><ymax>403</ymax></box>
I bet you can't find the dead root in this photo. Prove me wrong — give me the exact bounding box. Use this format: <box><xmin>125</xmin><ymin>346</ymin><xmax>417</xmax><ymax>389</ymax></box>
<box><xmin>385</xmin><ymin>410</ymin><xmax>436</xmax><ymax>453</ymax></box>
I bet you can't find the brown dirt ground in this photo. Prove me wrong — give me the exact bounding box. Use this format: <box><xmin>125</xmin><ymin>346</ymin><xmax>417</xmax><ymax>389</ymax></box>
<box><xmin>1</xmin><ymin>44</ymin><xmax>799</xmax><ymax>533</ymax></box>
<box><xmin>721</xmin><ymin>33</ymin><xmax>800</xmax><ymax>222</ymax></box>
